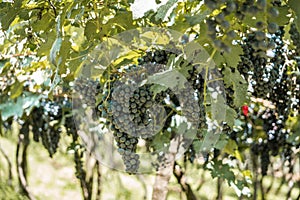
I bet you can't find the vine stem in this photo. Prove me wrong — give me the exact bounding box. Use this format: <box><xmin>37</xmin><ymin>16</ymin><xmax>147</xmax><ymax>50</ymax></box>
<box><xmin>93</xmin><ymin>160</ymin><xmax>102</xmax><ymax>200</ymax></box>
<box><xmin>16</xmin><ymin>133</ymin><xmax>36</xmax><ymax>200</ymax></box>
<box><xmin>203</xmin><ymin>49</ymin><xmax>217</xmax><ymax>107</ymax></box>
<box><xmin>0</xmin><ymin>143</ymin><xmax>13</xmax><ymax>185</ymax></box>
<box><xmin>173</xmin><ymin>162</ymin><xmax>198</xmax><ymax>200</ymax></box>
<box><xmin>152</xmin><ymin>135</ymin><xmax>181</xmax><ymax>200</ymax></box>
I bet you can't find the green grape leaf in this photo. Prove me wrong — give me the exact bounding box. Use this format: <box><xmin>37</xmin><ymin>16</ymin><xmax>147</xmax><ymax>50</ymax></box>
<box><xmin>171</xmin><ymin>15</ymin><xmax>190</xmax><ymax>32</ymax></box>
<box><xmin>10</xmin><ymin>81</ymin><xmax>23</xmax><ymax>99</ymax></box>
<box><xmin>177</xmin><ymin>122</ymin><xmax>197</xmax><ymax>139</ymax></box>
<box><xmin>38</xmin><ymin>32</ymin><xmax>56</xmax><ymax>56</ymax></box>
<box><xmin>214</xmin><ymin>134</ymin><xmax>228</xmax><ymax>150</ymax></box>
<box><xmin>206</xmin><ymin>94</ymin><xmax>226</xmax><ymax>122</ymax></box>
<box><xmin>224</xmin><ymin>139</ymin><xmax>243</xmax><ymax>161</ymax></box>
<box><xmin>50</xmin><ymin>36</ymin><xmax>62</xmax><ymax>66</ymax></box>
<box><xmin>0</xmin><ymin>100</ymin><xmax>23</xmax><ymax>120</ymax></box>
<box><xmin>222</xmin><ymin>45</ymin><xmax>243</xmax><ymax>68</ymax></box>
<box><xmin>184</xmin><ymin>41</ymin><xmax>211</xmax><ymax>67</ymax></box>
<box><xmin>155</xmin><ymin>0</ymin><xmax>178</xmax><ymax>21</ymax></box>
<box><xmin>151</xmin><ymin>131</ymin><xmax>171</xmax><ymax>151</ymax></box>
<box><xmin>197</xmin><ymin>21</ymin><xmax>210</xmax><ymax>44</ymax></box>
<box><xmin>213</xmin><ymin>51</ymin><xmax>225</xmax><ymax>67</ymax></box>
<box><xmin>287</xmin><ymin>130</ymin><xmax>300</xmax><ymax>145</ymax></box>
<box><xmin>225</xmin><ymin>106</ymin><xmax>237</xmax><ymax>128</ymax></box>
<box><xmin>59</xmin><ymin>36</ymin><xmax>72</xmax><ymax>71</ymax></box>
<box><xmin>150</xmin><ymin>84</ymin><xmax>168</xmax><ymax>96</ymax></box>
<box><xmin>0</xmin><ymin>93</ymin><xmax>41</xmax><ymax>120</ymax></box>
<box><xmin>184</xmin><ymin>10</ymin><xmax>209</xmax><ymax>26</ymax></box>
<box><xmin>0</xmin><ymin>9</ymin><xmax>18</xmax><ymax>30</ymax></box>
<box><xmin>243</xmin><ymin>12</ymin><xmax>265</xmax><ymax>28</ymax></box>
<box><xmin>209</xmin><ymin>160</ymin><xmax>236</xmax><ymax>183</ymax></box>
<box><xmin>206</xmin><ymin>93</ymin><xmax>237</xmax><ymax>128</ymax></box>
<box><xmin>193</xmin><ymin>129</ymin><xmax>221</xmax><ymax>152</ymax></box>
<box><xmin>222</xmin><ymin>67</ymin><xmax>248</xmax><ymax>107</ymax></box>
<box><xmin>201</xmin><ymin>132</ymin><xmax>221</xmax><ymax>151</ymax></box>
<box><xmin>107</xmin><ymin>10</ymin><xmax>136</xmax><ymax>30</ymax></box>
<box><xmin>84</xmin><ymin>20</ymin><xmax>98</xmax><ymax>40</ymax></box>
<box><xmin>289</xmin><ymin>0</ymin><xmax>300</xmax><ymax>30</ymax></box>
<box><xmin>268</xmin><ymin>6</ymin><xmax>290</xmax><ymax>26</ymax></box>
<box><xmin>31</xmin><ymin>12</ymin><xmax>55</xmax><ymax>32</ymax></box>
<box><xmin>147</xmin><ymin>70</ymin><xmax>186</xmax><ymax>90</ymax></box>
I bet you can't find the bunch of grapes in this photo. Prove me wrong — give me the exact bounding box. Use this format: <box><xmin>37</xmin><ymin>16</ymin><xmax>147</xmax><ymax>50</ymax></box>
<box><xmin>30</xmin><ymin>100</ymin><xmax>62</xmax><ymax>157</ymax></box>
<box><xmin>74</xmin><ymin>77</ymin><xmax>102</xmax><ymax>107</ymax></box>
<box><xmin>97</xmin><ymin>67</ymin><xmax>149</xmax><ymax>173</ymax></box>
<box><xmin>204</xmin><ymin>0</ymin><xmax>237</xmax><ymax>52</ymax></box>
<box><xmin>204</xmin><ymin>0</ymin><xmax>281</xmax><ymax>53</ymax></box>
<box><xmin>96</xmin><ymin>48</ymin><xmax>208</xmax><ymax>171</ymax></box>
<box><xmin>238</xmin><ymin>26</ymin><xmax>285</xmax><ymax>99</ymax></box>
<box><xmin>289</xmin><ymin>23</ymin><xmax>300</xmax><ymax>116</ymax></box>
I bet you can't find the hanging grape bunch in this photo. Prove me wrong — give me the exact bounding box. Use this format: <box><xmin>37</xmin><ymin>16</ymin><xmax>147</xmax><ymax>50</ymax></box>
<box><xmin>30</xmin><ymin>99</ymin><xmax>63</xmax><ymax>157</ymax></box>
<box><xmin>94</xmin><ymin>48</ymin><xmax>205</xmax><ymax>173</ymax></box>
<box><xmin>74</xmin><ymin>77</ymin><xmax>102</xmax><ymax>107</ymax></box>
<box><xmin>204</xmin><ymin>0</ymin><xmax>281</xmax><ymax>53</ymax></box>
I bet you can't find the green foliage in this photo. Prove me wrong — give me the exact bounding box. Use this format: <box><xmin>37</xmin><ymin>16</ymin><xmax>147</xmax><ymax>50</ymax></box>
<box><xmin>289</xmin><ymin>0</ymin><xmax>300</xmax><ymax>30</ymax></box>
<box><xmin>0</xmin><ymin>0</ymin><xmax>300</xmax><ymax>199</ymax></box>
<box><xmin>0</xmin><ymin>181</ymin><xmax>28</xmax><ymax>200</ymax></box>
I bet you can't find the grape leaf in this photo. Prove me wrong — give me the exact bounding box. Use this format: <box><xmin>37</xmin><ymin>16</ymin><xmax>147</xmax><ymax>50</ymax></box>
<box><xmin>150</xmin><ymin>84</ymin><xmax>168</xmax><ymax>96</ymax></box>
<box><xmin>193</xmin><ymin>129</ymin><xmax>221</xmax><ymax>152</ymax></box>
<box><xmin>268</xmin><ymin>6</ymin><xmax>290</xmax><ymax>26</ymax></box>
<box><xmin>59</xmin><ymin>36</ymin><xmax>72</xmax><ymax>71</ymax></box>
<box><xmin>177</xmin><ymin>122</ymin><xmax>197</xmax><ymax>139</ymax></box>
<box><xmin>38</xmin><ymin>31</ymin><xmax>56</xmax><ymax>56</ymax></box>
<box><xmin>222</xmin><ymin>45</ymin><xmax>243</xmax><ymax>68</ymax></box>
<box><xmin>184</xmin><ymin>10</ymin><xmax>209</xmax><ymax>26</ymax></box>
<box><xmin>155</xmin><ymin>0</ymin><xmax>178</xmax><ymax>21</ymax></box>
<box><xmin>147</xmin><ymin>70</ymin><xmax>186</xmax><ymax>90</ymax></box>
<box><xmin>0</xmin><ymin>93</ymin><xmax>41</xmax><ymax>120</ymax></box>
<box><xmin>10</xmin><ymin>80</ymin><xmax>23</xmax><ymax>99</ymax></box>
<box><xmin>209</xmin><ymin>160</ymin><xmax>235</xmax><ymax>183</ymax></box>
<box><xmin>222</xmin><ymin>67</ymin><xmax>248</xmax><ymax>107</ymax></box>
<box><xmin>151</xmin><ymin>131</ymin><xmax>171</xmax><ymax>150</ymax></box>
<box><xmin>214</xmin><ymin>134</ymin><xmax>228</xmax><ymax>150</ymax></box>
<box><xmin>50</xmin><ymin>36</ymin><xmax>62</xmax><ymax>66</ymax></box>
<box><xmin>201</xmin><ymin>132</ymin><xmax>221</xmax><ymax>151</ymax></box>
<box><xmin>84</xmin><ymin>20</ymin><xmax>98</xmax><ymax>40</ymax></box>
<box><xmin>0</xmin><ymin>9</ymin><xmax>18</xmax><ymax>30</ymax></box>
<box><xmin>289</xmin><ymin>0</ymin><xmax>300</xmax><ymax>30</ymax></box>
<box><xmin>225</xmin><ymin>106</ymin><xmax>237</xmax><ymax>128</ymax></box>
<box><xmin>224</xmin><ymin>139</ymin><xmax>243</xmax><ymax>161</ymax></box>
<box><xmin>31</xmin><ymin>12</ymin><xmax>55</xmax><ymax>32</ymax></box>
<box><xmin>207</xmin><ymin>92</ymin><xmax>225</xmax><ymax>118</ymax></box>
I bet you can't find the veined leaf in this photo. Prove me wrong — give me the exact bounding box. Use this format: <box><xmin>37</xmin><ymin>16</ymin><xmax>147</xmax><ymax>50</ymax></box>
<box><xmin>155</xmin><ymin>0</ymin><xmax>178</xmax><ymax>21</ymax></box>
<box><xmin>289</xmin><ymin>0</ymin><xmax>300</xmax><ymax>30</ymax></box>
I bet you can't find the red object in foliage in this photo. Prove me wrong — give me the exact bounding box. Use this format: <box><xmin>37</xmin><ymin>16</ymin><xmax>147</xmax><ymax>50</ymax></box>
<box><xmin>242</xmin><ymin>105</ymin><xmax>249</xmax><ymax>117</ymax></box>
